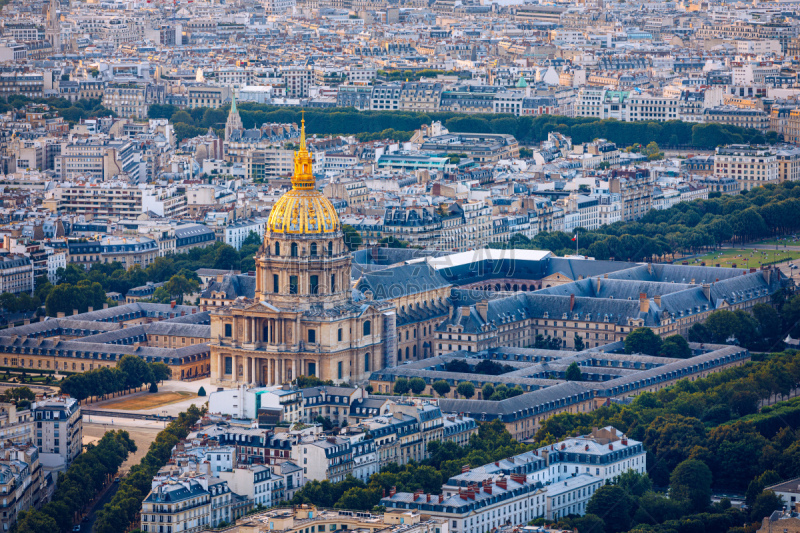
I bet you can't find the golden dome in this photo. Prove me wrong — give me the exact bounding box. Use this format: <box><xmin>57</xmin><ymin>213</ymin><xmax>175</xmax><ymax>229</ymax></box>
<box><xmin>266</xmin><ymin>118</ymin><xmax>341</xmax><ymax>234</ymax></box>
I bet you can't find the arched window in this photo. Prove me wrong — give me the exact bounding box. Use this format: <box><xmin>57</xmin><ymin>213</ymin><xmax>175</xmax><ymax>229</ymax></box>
<box><xmin>310</xmin><ymin>242</ymin><xmax>317</xmax><ymax>256</ymax></box>
<box><xmin>413</xmin><ymin>345</ymin><xmax>417</xmax><ymax>358</ymax></box>
<box><xmin>364</xmin><ymin>353</ymin><xmax>370</xmax><ymax>371</ymax></box>
<box><xmin>363</xmin><ymin>320</ymin><xmax>371</xmax><ymax>336</ymax></box>
<box><xmin>275</xmin><ymin>242</ymin><xmax>280</xmax><ymax>255</ymax></box>
<box><xmin>291</xmin><ymin>243</ymin><xmax>298</xmax><ymax>257</ymax></box>
<box><xmin>397</xmin><ymin>349</ymin><xmax>402</xmax><ymax>361</ymax></box>
<box><xmin>328</xmin><ymin>241</ymin><xmax>333</xmax><ymax>255</ymax></box>
<box><xmin>405</xmin><ymin>347</ymin><xmax>409</xmax><ymax>360</ymax></box>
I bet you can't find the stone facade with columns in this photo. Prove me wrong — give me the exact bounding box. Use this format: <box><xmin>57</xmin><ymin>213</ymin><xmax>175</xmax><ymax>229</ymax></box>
<box><xmin>209</xmin><ymin>121</ymin><xmax>393</xmax><ymax>387</ymax></box>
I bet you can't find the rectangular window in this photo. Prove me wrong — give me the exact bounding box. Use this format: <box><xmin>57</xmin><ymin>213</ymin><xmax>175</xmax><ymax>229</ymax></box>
<box><xmin>225</xmin><ymin>357</ymin><xmax>233</xmax><ymax>375</ymax></box>
<box><xmin>273</xmin><ymin>274</ymin><xmax>279</xmax><ymax>293</ymax></box>
<box><xmin>225</xmin><ymin>324</ymin><xmax>232</xmax><ymax>337</ymax></box>
<box><xmin>338</xmin><ymin>328</ymin><xmax>343</xmax><ymax>342</ymax></box>
<box><xmin>310</xmin><ymin>275</ymin><xmax>319</xmax><ymax>295</ymax></box>
<box><xmin>308</xmin><ymin>330</ymin><xmax>316</xmax><ymax>343</ymax></box>
<box><xmin>290</xmin><ymin>276</ymin><xmax>298</xmax><ymax>295</ymax></box>
<box><xmin>337</xmin><ymin>361</ymin><xmax>343</xmax><ymax>380</ymax></box>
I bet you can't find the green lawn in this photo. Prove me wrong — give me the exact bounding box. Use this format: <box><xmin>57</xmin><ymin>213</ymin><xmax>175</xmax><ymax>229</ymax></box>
<box><xmin>675</xmin><ymin>249</ymin><xmax>800</xmax><ymax>269</ymax></box>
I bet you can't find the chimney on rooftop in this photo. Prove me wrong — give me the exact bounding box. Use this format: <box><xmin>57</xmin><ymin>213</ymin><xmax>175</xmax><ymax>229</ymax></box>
<box><xmin>569</xmin><ymin>294</ymin><xmax>575</xmax><ymax>312</ymax></box>
<box><xmin>639</xmin><ymin>293</ymin><xmax>649</xmax><ymax>313</ymax></box>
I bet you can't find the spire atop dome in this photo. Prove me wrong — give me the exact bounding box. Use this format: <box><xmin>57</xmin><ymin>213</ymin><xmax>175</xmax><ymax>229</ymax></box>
<box><xmin>291</xmin><ymin>114</ymin><xmax>314</xmax><ymax>190</ymax></box>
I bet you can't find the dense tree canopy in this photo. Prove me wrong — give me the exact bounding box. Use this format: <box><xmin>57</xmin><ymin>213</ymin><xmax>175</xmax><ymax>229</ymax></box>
<box><xmin>15</xmin><ymin>430</ymin><xmax>135</xmax><ymax>533</ymax></box>
<box><xmin>492</xmin><ymin>182</ymin><xmax>800</xmax><ymax>261</ymax></box>
<box><xmin>150</xmin><ymin>103</ymin><xmax>772</xmax><ymax>148</ymax></box>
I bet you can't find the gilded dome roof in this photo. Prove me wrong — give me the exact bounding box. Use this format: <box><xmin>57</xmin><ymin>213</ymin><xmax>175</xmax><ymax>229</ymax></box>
<box><xmin>266</xmin><ymin>119</ymin><xmax>341</xmax><ymax>234</ymax></box>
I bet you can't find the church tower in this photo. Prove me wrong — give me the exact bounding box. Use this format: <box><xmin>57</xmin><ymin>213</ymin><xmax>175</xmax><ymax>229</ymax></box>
<box><xmin>45</xmin><ymin>0</ymin><xmax>61</xmax><ymax>53</ymax></box>
<box><xmin>208</xmin><ymin>119</ymin><xmax>392</xmax><ymax>387</ymax></box>
<box><xmin>224</xmin><ymin>90</ymin><xmax>243</xmax><ymax>141</ymax></box>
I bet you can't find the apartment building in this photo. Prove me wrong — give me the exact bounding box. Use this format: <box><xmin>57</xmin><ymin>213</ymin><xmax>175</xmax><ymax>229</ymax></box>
<box><xmin>0</xmin><ymin>255</ymin><xmax>34</xmax><ymax>295</ymax></box>
<box><xmin>0</xmin><ymin>71</ymin><xmax>44</xmax><ymax>99</ymax></box>
<box><xmin>370</xmin><ymin>83</ymin><xmax>402</xmax><ymax>110</ymax></box>
<box><xmin>703</xmin><ymin>107</ymin><xmax>770</xmax><ymax>132</ymax></box>
<box><xmin>102</xmin><ymin>84</ymin><xmax>147</xmax><ymax>119</ymax></box>
<box><xmin>225</xmin><ymin>219</ymin><xmax>266</xmax><ymax>251</ymax></box>
<box><xmin>778</xmin><ymin>148</ymin><xmax>800</xmax><ymax>183</ymax></box>
<box><xmin>32</xmin><ymin>396</ymin><xmax>82</xmax><ymax>473</ymax></box>
<box><xmin>141</xmin><ymin>187</ymin><xmax>188</xmax><ymax>218</ymax></box>
<box><xmin>187</xmin><ymin>86</ymin><xmax>232</xmax><ymax>109</ymax></box>
<box><xmin>292</xmin><ymin>436</ymin><xmax>353</xmax><ymax>483</ymax></box>
<box><xmin>0</xmin><ymin>443</ymin><xmax>44</xmax><ymax>531</ymax></box>
<box><xmin>565</xmin><ymin>195</ymin><xmax>600</xmax><ymax>231</ymax></box>
<box><xmin>398</xmin><ymin>82</ymin><xmax>443</xmax><ymax>112</ymax></box>
<box><xmin>140</xmin><ymin>474</ymin><xmax>239</xmax><ymax>533</ymax></box>
<box><xmin>608</xmin><ymin>169</ymin><xmax>654</xmax><ymax>222</ymax></box>
<box><xmin>280</xmin><ymin>66</ymin><xmax>312</xmax><ymax>98</ymax></box>
<box><xmin>323</xmin><ymin>180</ymin><xmax>369</xmax><ymax>207</ymax></box>
<box><xmin>626</xmin><ymin>92</ymin><xmax>680</xmax><ymax>121</ymax></box>
<box><xmin>420</xmin><ymin>133</ymin><xmax>519</xmax><ymax>163</ymax></box>
<box><xmin>0</xmin><ymin>404</ymin><xmax>35</xmax><ymax>445</ymax></box>
<box><xmin>225</xmin><ymin>143</ymin><xmax>294</xmax><ymax>180</ymax></box>
<box><xmin>714</xmin><ymin>144</ymin><xmax>779</xmax><ymax>191</ymax></box>
<box><xmin>51</xmin><ymin>183</ymin><xmax>143</xmax><ymax>218</ymax></box>
<box><xmin>67</xmin><ymin>236</ymin><xmax>159</xmax><ymax>269</ymax></box>
<box><xmin>54</xmin><ymin>140</ymin><xmax>138</xmax><ymax>181</ymax></box>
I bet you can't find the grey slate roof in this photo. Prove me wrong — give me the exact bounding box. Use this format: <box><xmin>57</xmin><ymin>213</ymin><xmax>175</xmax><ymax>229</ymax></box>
<box><xmin>356</xmin><ymin>263</ymin><xmax>451</xmax><ymax>301</ymax></box>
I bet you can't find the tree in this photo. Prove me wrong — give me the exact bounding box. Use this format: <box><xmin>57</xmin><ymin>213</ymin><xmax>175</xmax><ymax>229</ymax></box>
<box><xmin>746</xmin><ymin>470</ymin><xmax>781</xmax><ymax>507</ymax></box>
<box><xmin>342</xmin><ymin>225</ymin><xmax>362</xmax><ymax>251</ymax></box>
<box><xmin>753</xmin><ymin>303</ymin><xmax>782</xmax><ymax>347</ymax></box>
<box><xmin>145</xmin><ymin>256</ymin><xmax>176</xmax><ymax>283</ymax></box>
<box><xmin>164</xmin><ymin>275</ymin><xmax>200</xmax><ymax>304</ymax></box>
<box><xmin>624</xmin><ymin>327</ymin><xmax>662</xmax><ymax>356</ymax></box>
<box><xmin>572</xmin><ymin>514</ymin><xmax>605</xmax><ymax>533</ymax></box>
<box><xmin>214</xmin><ymin>245</ymin><xmax>241</xmax><ymax>271</ymax></box>
<box><xmin>198</xmin><ymin>386</ymin><xmax>206</xmax><ymax>397</ymax></box>
<box><xmin>482</xmin><ymin>383</ymin><xmax>495</xmax><ymax>399</ymax></box>
<box><xmin>669</xmin><ymin>459</ymin><xmax>712</xmax><ymax>514</ymax></box>
<box><xmin>456</xmin><ymin>381</ymin><xmax>475</xmax><ymax>399</ymax></box>
<box><xmin>149</xmin><ymin>383</ymin><xmax>158</xmax><ymax>393</ymax></box>
<box><xmin>585</xmin><ymin>485</ymin><xmax>631</xmax><ymax>533</ymax></box>
<box><xmin>378</xmin><ymin>236</ymin><xmax>408</xmax><ymax>248</ymax></box>
<box><xmin>574</xmin><ymin>333</ymin><xmax>585</xmax><ymax>351</ymax></box>
<box><xmin>408</xmin><ymin>377</ymin><xmax>426</xmax><ymax>395</ymax></box>
<box><xmin>750</xmin><ymin>491</ymin><xmax>785</xmax><ymax>522</ymax></box>
<box><xmin>118</xmin><ymin>355</ymin><xmax>154</xmax><ymax>391</ymax></box>
<box><xmin>566</xmin><ymin>362</ymin><xmax>583</xmax><ymax>381</ymax></box>
<box><xmin>432</xmin><ymin>380</ymin><xmax>451</xmax><ymax>397</ymax></box>
<box><xmin>150</xmin><ymin>363</ymin><xmax>171</xmax><ymax>383</ymax></box>
<box><xmin>660</xmin><ymin>335</ymin><xmax>691</xmax><ymax>358</ymax></box>
<box><xmin>393</xmin><ymin>378</ymin><xmax>410</xmax><ymax>394</ymax></box>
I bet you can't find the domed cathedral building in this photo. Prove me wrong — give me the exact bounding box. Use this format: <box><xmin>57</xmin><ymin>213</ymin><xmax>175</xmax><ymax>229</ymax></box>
<box><xmin>209</xmin><ymin>121</ymin><xmax>394</xmax><ymax>387</ymax></box>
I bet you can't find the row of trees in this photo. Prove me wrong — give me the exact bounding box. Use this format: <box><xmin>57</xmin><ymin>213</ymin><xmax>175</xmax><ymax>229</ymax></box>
<box><xmin>93</xmin><ymin>405</ymin><xmax>204</xmax><ymax>533</ymax></box>
<box><xmin>1</xmin><ymin>95</ymin><xmax>115</xmax><ymax>126</ymax></box>
<box><xmin>499</xmin><ymin>181</ymin><xmax>800</xmax><ymax>261</ymax></box>
<box><xmin>149</xmin><ymin>102</ymin><xmax>774</xmax><ymax>147</ymax></box>
<box><xmin>59</xmin><ymin>355</ymin><xmax>171</xmax><ymax>401</ymax></box>
<box><xmin>290</xmin><ymin>419</ymin><xmax>531</xmax><ymax>510</ymax></box>
<box><xmin>15</xmin><ymin>430</ymin><xmax>136</xmax><ymax>533</ymax></box>
<box><xmin>682</xmin><ymin>288</ymin><xmax>800</xmax><ymax>352</ymax></box>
